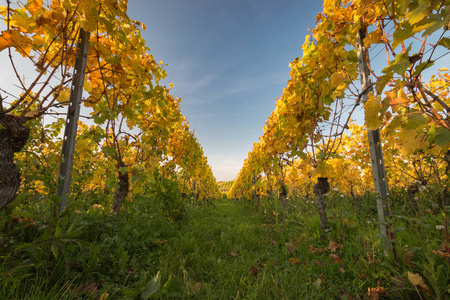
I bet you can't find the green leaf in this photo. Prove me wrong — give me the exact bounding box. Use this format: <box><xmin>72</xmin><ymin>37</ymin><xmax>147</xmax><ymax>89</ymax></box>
<box><xmin>434</xmin><ymin>127</ymin><xmax>450</xmax><ymax>148</ymax></box>
<box><xmin>421</xmin><ymin>14</ymin><xmax>445</xmax><ymax>36</ymax></box>
<box><xmin>413</xmin><ymin>60</ymin><xmax>434</xmax><ymax>77</ymax></box>
<box><xmin>54</xmin><ymin>225</ymin><xmax>62</xmax><ymax>238</ymax></box>
<box><xmin>376</xmin><ymin>73</ymin><xmax>393</xmax><ymax>94</ymax></box>
<box><xmin>51</xmin><ymin>242</ymin><xmax>59</xmax><ymax>260</ymax></box>
<box><xmin>405</xmin><ymin>113</ymin><xmax>427</xmax><ymax>130</ymax></box>
<box><xmin>438</xmin><ymin>37</ymin><xmax>450</xmax><ymax>50</ymax></box>
<box><xmin>142</xmin><ymin>271</ymin><xmax>161</xmax><ymax>299</ymax></box>
<box><xmin>391</xmin><ymin>52</ymin><xmax>410</xmax><ymax>75</ymax></box>
<box><xmin>313</xmin><ymin>277</ymin><xmax>322</xmax><ymax>289</ymax></box>
<box><xmin>406</xmin><ymin>1</ymin><xmax>429</xmax><ymax>25</ymax></box>
<box><xmin>392</xmin><ymin>21</ymin><xmax>413</xmax><ymax>49</ymax></box>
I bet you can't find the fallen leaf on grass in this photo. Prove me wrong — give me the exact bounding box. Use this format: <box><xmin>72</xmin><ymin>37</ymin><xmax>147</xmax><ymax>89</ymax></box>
<box><xmin>250</xmin><ymin>265</ymin><xmax>263</xmax><ymax>275</ymax></box>
<box><xmin>312</xmin><ymin>278</ymin><xmax>322</xmax><ymax>289</ymax></box>
<box><xmin>432</xmin><ymin>250</ymin><xmax>450</xmax><ymax>258</ymax></box>
<box><xmin>367</xmin><ymin>286</ymin><xmax>386</xmax><ymax>299</ymax></box>
<box><xmin>24</xmin><ymin>222</ymin><xmax>36</xmax><ymax>228</ymax></box>
<box><xmin>339</xmin><ymin>268</ymin><xmax>345</xmax><ymax>274</ymax></box>
<box><xmin>315</xmin><ymin>260</ymin><xmax>323</xmax><ymax>267</ymax></box>
<box><xmin>186</xmin><ymin>281</ymin><xmax>202</xmax><ymax>296</ymax></box>
<box><xmin>407</xmin><ymin>272</ymin><xmax>432</xmax><ymax>296</ymax></box>
<box><xmin>328</xmin><ymin>240</ymin><xmax>343</xmax><ymax>252</ymax></box>
<box><xmin>288</xmin><ymin>257</ymin><xmax>301</xmax><ymax>265</ymax></box>
<box><xmin>156</xmin><ymin>239</ymin><xmax>168</xmax><ymax>244</ymax></box>
<box><xmin>439</xmin><ymin>241</ymin><xmax>449</xmax><ymax>251</ymax></box>
<box><xmin>309</xmin><ymin>245</ymin><xmax>323</xmax><ymax>254</ymax></box>
<box><xmin>329</xmin><ymin>254</ymin><xmax>344</xmax><ymax>265</ymax></box>
<box><xmin>343</xmin><ymin>218</ymin><xmax>357</xmax><ymax>227</ymax></box>
<box><xmin>358</xmin><ymin>274</ymin><xmax>366</xmax><ymax>279</ymax></box>
<box><xmin>228</xmin><ymin>251</ymin><xmax>239</xmax><ymax>257</ymax></box>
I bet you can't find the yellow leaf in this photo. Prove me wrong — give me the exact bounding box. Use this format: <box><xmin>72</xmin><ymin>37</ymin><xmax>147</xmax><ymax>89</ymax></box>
<box><xmin>56</xmin><ymin>87</ymin><xmax>71</xmax><ymax>104</ymax></box>
<box><xmin>364</xmin><ymin>28</ymin><xmax>383</xmax><ymax>46</ymax></box>
<box><xmin>0</xmin><ymin>29</ymin><xmax>32</xmax><ymax>57</ymax></box>
<box><xmin>407</xmin><ymin>272</ymin><xmax>431</xmax><ymax>296</ymax></box>
<box><xmin>364</xmin><ymin>93</ymin><xmax>382</xmax><ymax>130</ymax></box>
<box><xmin>330</xmin><ymin>72</ymin><xmax>341</xmax><ymax>88</ymax></box>
<box><xmin>391</xmin><ymin>89</ymin><xmax>408</xmax><ymax>113</ymax></box>
<box><xmin>317</xmin><ymin>160</ymin><xmax>334</xmax><ymax>178</ymax></box>
<box><xmin>0</xmin><ymin>6</ymin><xmax>7</xmax><ymax>17</ymax></box>
<box><xmin>32</xmin><ymin>34</ymin><xmax>45</xmax><ymax>47</ymax></box>
<box><xmin>10</xmin><ymin>13</ymin><xmax>30</xmax><ymax>31</ymax></box>
<box><xmin>398</xmin><ymin>130</ymin><xmax>427</xmax><ymax>155</ymax></box>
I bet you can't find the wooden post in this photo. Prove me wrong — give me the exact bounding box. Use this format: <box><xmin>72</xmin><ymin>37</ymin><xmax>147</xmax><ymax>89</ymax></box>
<box><xmin>356</xmin><ymin>27</ymin><xmax>389</xmax><ymax>239</ymax></box>
<box><xmin>58</xmin><ymin>28</ymin><xmax>90</xmax><ymax>211</ymax></box>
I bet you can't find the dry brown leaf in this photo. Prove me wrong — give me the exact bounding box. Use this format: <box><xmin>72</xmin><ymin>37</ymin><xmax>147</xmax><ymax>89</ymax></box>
<box><xmin>432</xmin><ymin>250</ymin><xmax>450</xmax><ymax>258</ymax></box>
<box><xmin>329</xmin><ymin>254</ymin><xmax>344</xmax><ymax>265</ymax></box>
<box><xmin>439</xmin><ymin>241</ymin><xmax>449</xmax><ymax>252</ymax></box>
<box><xmin>367</xmin><ymin>286</ymin><xmax>386</xmax><ymax>300</ymax></box>
<box><xmin>315</xmin><ymin>260</ymin><xmax>324</xmax><ymax>267</ymax></box>
<box><xmin>250</xmin><ymin>266</ymin><xmax>262</xmax><ymax>275</ymax></box>
<box><xmin>187</xmin><ymin>281</ymin><xmax>202</xmax><ymax>295</ymax></box>
<box><xmin>309</xmin><ymin>245</ymin><xmax>323</xmax><ymax>254</ymax></box>
<box><xmin>288</xmin><ymin>257</ymin><xmax>301</xmax><ymax>265</ymax></box>
<box><xmin>328</xmin><ymin>240</ymin><xmax>343</xmax><ymax>252</ymax></box>
<box><xmin>405</xmin><ymin>251</ymin><xmax>413</xmax><ymax>266</ymax></box>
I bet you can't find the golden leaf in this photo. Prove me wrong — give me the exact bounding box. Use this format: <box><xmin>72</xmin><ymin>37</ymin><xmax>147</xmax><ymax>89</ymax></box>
<box><xmin>407</xmin><ymin>272</ymin><xmax>431</xmax><ymax>296</ymax></box>
<box><xmin>390</xmin><ymin>89</ymin><xmax>408</xmax><ymax>113</ymax></box>
<box><xmin>0</xmin><ymin>29</ymin><xmax>32</xmax><ymax>57</ymax></box>
<box><xmin>364</xmin><ymin>93</ymin><xmax>382</xmax><ymax>130</ymax></box>
<box><xmin>56</xmin><ymin>87</ymin><xmax>71</xmax><ymax>104</ymax></box>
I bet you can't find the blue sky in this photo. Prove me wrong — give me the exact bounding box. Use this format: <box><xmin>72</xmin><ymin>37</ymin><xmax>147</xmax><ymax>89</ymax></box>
<box><xmin>127</xmin><ymin>0</ymin><xmax>325</xmax><ymax>181</ymax></box>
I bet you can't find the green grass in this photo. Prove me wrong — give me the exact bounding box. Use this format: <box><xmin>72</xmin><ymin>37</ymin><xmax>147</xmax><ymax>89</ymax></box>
<box><xmin>1</xmin><ymin>190</ymin><xmax>449</xmax><ymax>299</ymax></box>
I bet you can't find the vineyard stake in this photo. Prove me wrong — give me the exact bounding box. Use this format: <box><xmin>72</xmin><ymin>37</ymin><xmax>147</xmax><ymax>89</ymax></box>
<box><xmin>356</xmin><ymin>27</ymin><xmax>389</xmax><ymax>241</ymax></box>
<box><xmin>58</xmin><ymin>28</ymin><xmax>90</xmax><ymax>212</ymax></box>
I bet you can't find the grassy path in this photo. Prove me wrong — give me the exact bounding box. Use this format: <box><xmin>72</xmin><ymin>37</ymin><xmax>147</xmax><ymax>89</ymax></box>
<box><xmin>157</xmin><ymin>199</ymin><xmax>323</xmax><ymax>299</ymax></box>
